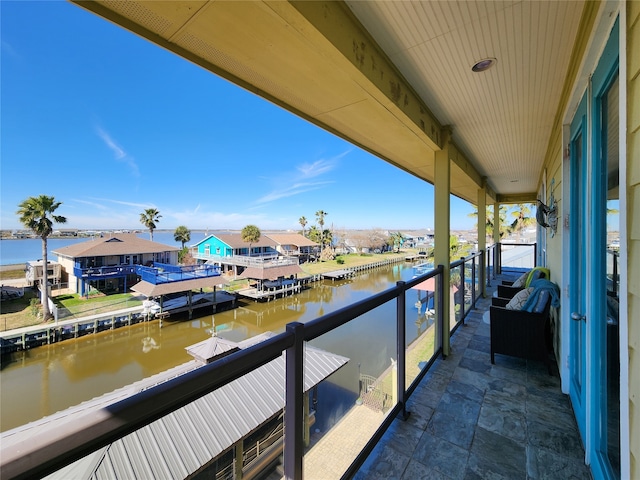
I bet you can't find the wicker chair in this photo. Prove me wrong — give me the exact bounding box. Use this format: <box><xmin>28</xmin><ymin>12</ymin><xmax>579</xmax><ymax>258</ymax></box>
<box><xmin>497</xmin><ymin>267</ymin><xmax>550</xmax><ymax>299</ymax></box>
<box><xmin>489</xmin><ymin>293</ymin><xmax>553</xmax><ymax>374</ymax></box>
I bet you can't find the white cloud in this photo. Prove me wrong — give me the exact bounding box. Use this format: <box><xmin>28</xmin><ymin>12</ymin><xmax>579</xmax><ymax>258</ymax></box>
<box><xmin>95</xmin><ymin>127</ymin><xmax>140</xmax><ymax>177</ymax></box>
<box><xmin>254</xmin><ymin>151</ymin><xmax>347</xmax><ymax>205</ymax></box>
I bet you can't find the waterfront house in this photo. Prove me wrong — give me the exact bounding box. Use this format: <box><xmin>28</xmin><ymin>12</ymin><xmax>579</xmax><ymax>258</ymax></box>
<box><xmin>24</xmin><ymin>260</ymin><xmax>62</xmax><ymax>288</ymax></box>
<box><xmin>266</xmin><ymin>233</ymin><xmax>318</xmax><ymax>261</ymax></box>
<box><xmin>3</xmin><ymin>2</ymin><xmax>637</xmax><ymax>480</ymax></box>
<box><xmin>192</xmin><ymin>232</ymin><xmax>280</xmax><ymax>274</ymax></box>
<box><xmin>53</xmin><ymin>233</ymin><xmax>179</xmax><ymax>296</ymax></box>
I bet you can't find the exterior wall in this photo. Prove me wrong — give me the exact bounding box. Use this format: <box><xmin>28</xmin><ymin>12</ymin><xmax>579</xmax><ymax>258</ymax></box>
<box><xmin>543</xmin><ymin>134</ymin><xmax>564</xmax><ymax>359</ymax></box>
<box><xmin>627</xmin><ymin>1</ymin><xmax>640</xmax><ymax>475</ymax></box>
<box><xmin>56</xmin><ymin>256</ymin><xmax>79</xmax><ymax>293</ymax></box>
<box><xmin>196</xmin><ymin>236</ymin><xmax>233</xmax><ymax>258</ymax></box>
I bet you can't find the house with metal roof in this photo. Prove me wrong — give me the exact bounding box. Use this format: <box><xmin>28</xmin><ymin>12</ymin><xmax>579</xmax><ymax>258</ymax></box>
<box><xmin>266</xmin><ymin>233</ymin><xmax>319</xmax><ymax>261</ymax></box>
<box><xmin>53</xmin><ymin>233</ymin><xmax>180</xmax><ymax>295</ymax></box>
<box><xmin>1</xmin><ymin>333</ymin><xmax>349</xmax><ymax>480</ymax></box>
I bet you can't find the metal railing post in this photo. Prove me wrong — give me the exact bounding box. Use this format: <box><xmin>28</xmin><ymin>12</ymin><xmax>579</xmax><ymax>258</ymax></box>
<box><xmin>284</xmin><ymin>322</ymin><xmax>304</xmax><ymax>480</ymax></box>
<box><xmin>471</xmin><ymin>256</ymin><xmax>477</xmax><ymax>307</ymax></box>
<box><xmin>437</xmin><ymin>265</ymin><xmax>446</xmax><ymax>359</ymax></box>
<box><xmin>613</xmin><ymin>251</ymin><xmax>618</xmax><ymax>297</ymax></box>
<box><xmin>460</xmin><ymin>258</ymin><xmax>466</xmax><ymax>323</ymax></box>
<box><xmin>396</xmin><ymin>281</ymin><xmax>409</xmax><ymax>420</ymax></box>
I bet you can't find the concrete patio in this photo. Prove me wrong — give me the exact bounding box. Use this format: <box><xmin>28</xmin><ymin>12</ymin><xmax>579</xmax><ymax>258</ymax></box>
<box><xmin>354</xmin><ymin>275</ymin><xmax>592</xmax><ymax>480</ymax></box>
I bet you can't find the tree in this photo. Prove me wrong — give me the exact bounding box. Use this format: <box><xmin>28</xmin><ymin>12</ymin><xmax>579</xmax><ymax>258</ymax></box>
<box><xmin>390</xmin><ymin>231</ymin><xmax>405</xmax><ymax>253</ymax></box>
<box><xmin>468</xmin><ymin>205</ymin><xmax>508</xmax><ymax>242</ymax></box>
<box><xmin>140</xmin><ymin>208</ymin><xmax>161</xmax><ymax>241</ymax></box>
<box><xmin>509</xmin><ymin>204</ymin><xmax>535</xmax><ymax>243</ymax></box>
<box><xmin>17</xmin><ymin>195</ymin><xmax>67</xmax><ymax>321</ymax></box>
<box><xmin>299</xmin><ymin>216</ymin><xmax>308</xmax><ymax>237</ymax></box>
<box><xmin>241</xmin><ymin>224</ymin><xmax>261</xmax><ymax>257</ymax></box>
<box><xmin>315</xmin><ymin>210</ymin><xmax>328</xmax><ymax>246</ymax></box>
<box><xmin>174</xmin><ymin>225</ymin><xmax>191</xmax><ymax>249</ymax></box>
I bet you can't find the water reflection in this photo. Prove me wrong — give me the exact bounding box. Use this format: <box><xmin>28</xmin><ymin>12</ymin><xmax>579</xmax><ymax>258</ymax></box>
<box><xmin>1</xmin><ymin>261</ymin><xmax>424</xmax><ymax>433</ymax></box>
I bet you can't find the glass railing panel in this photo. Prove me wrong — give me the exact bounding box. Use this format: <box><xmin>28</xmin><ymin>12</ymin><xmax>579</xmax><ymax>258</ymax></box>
<box><xmin>404</xmin><ymin>275</ymin><xmax>440</xmax><ymax>390</ymax></box>
<box><xmin>305</xmin><ymin>300</ymin><xmax>396</xmax><ymax>479</ymax></box>
<box><xmin>450</xmin><ymin>265</ymin><xmax>464</xmax><ymax>330</ymax></box>
<box><xmin>499</xmin><ymin>243</ymin><xmax>536</xmax><ymax>271</ymax></box>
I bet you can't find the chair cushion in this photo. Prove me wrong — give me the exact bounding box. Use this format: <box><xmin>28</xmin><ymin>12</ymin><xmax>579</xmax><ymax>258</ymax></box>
<box><xmin>532</xmin><ymin>290</ymin><xmax>551</xmax><ymax>313</ymax></box>
<box><xmin>506</xmin><ymin>287</ymin><xmax>534</xmax><ymax>310</ymax></box>
<box><xmin>511</xmin><ymin>272</ymin><xmax>530</xmax><ymax>288</ymax></box>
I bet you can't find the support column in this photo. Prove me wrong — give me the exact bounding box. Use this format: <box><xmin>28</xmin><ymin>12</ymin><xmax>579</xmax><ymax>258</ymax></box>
<box><xmin>234</xmin><ymin>441</ymin><xmax>243</xmax><ymax>479</ymax></box>
<box><xmin>477</xmin><ymin>184</ymin><xmax>487</xmax><ymax>298</ymax></box>
<box><xmin>434</xmin><ymin>128</ymin><xmax>452</xmax><ymax>356</ymax></box>
<box><xmin>493</xmin><ymin>202</ymin><xmax>501</xmax><ymax>274</ymax></box>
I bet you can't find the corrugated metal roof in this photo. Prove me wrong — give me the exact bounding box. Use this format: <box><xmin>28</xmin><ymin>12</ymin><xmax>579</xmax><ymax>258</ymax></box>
<box><xmin>53</xmin><ymin>234</ymin><xmax>179</xmax><ymax>258</ymax></box>
<box><xmin>185</xmin><ymin>336</ymin><xmax>238</xmax><ymax>363</ymax></box>
<box><xmin>1</xmin><ymin>337</ymin><xmax>348</xmax><ymax>480</ymax></box>
<box><xmin>130</xmin><ymin>276</ymin><xmax>228</xmax><ymax>296</ymax></box>
<box><xmin>239</xmin><ymin>264</ymin><xmax>303</xmax><ymax>281</ymax></box>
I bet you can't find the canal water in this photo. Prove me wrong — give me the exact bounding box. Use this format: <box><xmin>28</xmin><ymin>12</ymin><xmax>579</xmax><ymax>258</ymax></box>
<box><xmin>0</xmin><ymin>261</ymin><xmax>435</xmax><ymax>434</ymax></box>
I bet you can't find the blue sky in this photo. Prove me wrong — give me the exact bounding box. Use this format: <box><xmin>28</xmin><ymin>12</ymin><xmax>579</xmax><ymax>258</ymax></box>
<box><xmin>1</xmin><ymin>1</ymin><xmax>476</xmax><ymax>233</ymax></box>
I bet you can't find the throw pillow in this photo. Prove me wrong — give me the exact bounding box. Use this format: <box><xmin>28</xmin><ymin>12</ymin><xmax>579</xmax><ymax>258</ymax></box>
<box><xmin>506</xmin><ymin>287</ymin><xmax>534</xmax><ymax>310</ymax></box>
<box><xmin>511</xmin><ymin>271</ymin><xmax>529</xmax><ymax>288</ymax></box>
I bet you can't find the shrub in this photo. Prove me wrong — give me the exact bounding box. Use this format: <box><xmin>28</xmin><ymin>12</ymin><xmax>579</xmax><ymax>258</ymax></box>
<box><xmin>29</xmin><ymin>297</ymin><xmax>40</xmax><ymax>317</ymax></box>
<box><xmin>336</xmin><ymin>257</ymin><xmax>345</xmax><ymax>265</ymax></box>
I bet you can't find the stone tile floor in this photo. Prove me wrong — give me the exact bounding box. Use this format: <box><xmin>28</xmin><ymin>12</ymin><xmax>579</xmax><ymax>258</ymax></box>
<box><xmin>354</xmin><ymin>280</ymin><xmax>592</xmax><ymax>480</ymax></box>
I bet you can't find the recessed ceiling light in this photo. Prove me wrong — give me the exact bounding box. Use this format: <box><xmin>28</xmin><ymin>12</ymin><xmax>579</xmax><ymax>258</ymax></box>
<box><xmin>472</xmin><ymin>58</ymin><xmax>497</xmax><ymax>72</ymax></box>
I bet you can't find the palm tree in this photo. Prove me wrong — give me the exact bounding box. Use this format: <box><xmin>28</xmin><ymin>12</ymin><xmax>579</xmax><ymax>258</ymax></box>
<box><xmin>241</xmin><ymin>224</ymin><xmax>261</xmax><ymax>257</ymax></box>
<box><xmin>17</xmin><ymin>195</ymin><xmax>67</xmax><ymax>321</ymax></box>
<box><xmin>390</xmin><ymin>231</ymin><xmax>405</xmax><ymax>253</ymax></box>
<box><xmin>315</xmin><ymin>210</ymin><xmax>328</xmax><ymax>247</ymax></box>
<box><xmin>140</xmin><ymin>208</ymin><xmax>161</xmax><ymax>241</ymax></box>
<box><xmin>468</xmin><ymin>205</ymin><xmax>508</xmax><ymax>242</ymax></box>
<box><xmin>173</xmin><ymin>225</ymin><xmax>191</xmax><ymax>249</ymax></box>
<box><xmin>509</xmin><ymin>203</ymin><xmax>535</xmax><ymax>242</ymax></box>
<box><xmin>299</xmin><ymin>216</ymin><xmax>308</xmax><ymax>237</ymax></box>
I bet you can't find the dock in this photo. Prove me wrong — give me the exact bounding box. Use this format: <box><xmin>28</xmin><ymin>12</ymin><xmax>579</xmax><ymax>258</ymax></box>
<box><xmin>321</xmin><ymin>269</ymin><xmax>355</xmax><ymax>281</ymax></box>
<box><xmin>236</xmin><ymin>281</ymin><xmax>304</xmax><ymax>301</ymax></box>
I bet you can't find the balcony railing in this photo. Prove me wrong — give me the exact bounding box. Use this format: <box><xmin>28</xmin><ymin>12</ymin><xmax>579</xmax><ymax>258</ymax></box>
<box><xmin>136</xmin><ymin>263</ymin><xmax>221</xmax><ymax>285</ymax></box>
<box><xmin>1</xmin><ymin>249</ymin><xmax>495</xmax><ymax>480</ymax></box>
<box><xmin>192</xmin><ymin>251</ymin><xmax>296</xmax><ymax>267</ymax></box>
<box><xmin>499</xmin><ymin>242</ymin><xmax>537</xmax><ymax>271</ymax></box>
<box><xmin>73</xmin><ymin>265</ymin><xmax>137</xmax><ymax>278</ymax></box>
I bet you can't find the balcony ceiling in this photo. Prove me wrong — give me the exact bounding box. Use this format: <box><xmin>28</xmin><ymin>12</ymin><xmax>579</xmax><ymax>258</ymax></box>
<box><xmin>72</xmin><ymin>1</ymin><xmax>585</xmax><ymax>205</ymax></box>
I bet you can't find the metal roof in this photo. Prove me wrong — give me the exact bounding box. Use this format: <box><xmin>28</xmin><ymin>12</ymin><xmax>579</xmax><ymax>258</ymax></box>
<box><xmin>1</xmin><ymin>337</ymin><xmax>348</xmax><ymax>480</ymax></box>
<box><xmin>266</xmin><ymin>233</ymin><xmax>319</xmax><ymax>248</ymax></box>
<box><xmin>130</xmin><ymin>276</ymin><xmax>229</xmax><ymax>296</ymax></box>
<box><xmin>239</xmin><ymin>264</ymin><xmax>304</xmax><ymax>281</ymax></box>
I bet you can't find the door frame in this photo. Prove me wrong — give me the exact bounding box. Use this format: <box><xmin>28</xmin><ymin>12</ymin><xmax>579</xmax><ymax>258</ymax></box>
<box><xmin>568</xmin><ymin>92</ymin><xmax>589</xmax><ymax>443</ymax></box>
<box><xmin>561</xmin><ymin>9</ymin><xmax>622</xmax><ymax>477</ymax></box>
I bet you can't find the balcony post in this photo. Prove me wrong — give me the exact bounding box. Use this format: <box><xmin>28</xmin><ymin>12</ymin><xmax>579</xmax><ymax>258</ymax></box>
<box><xmin>434</xmin><ymin>127</ymin><xmax>452</xmax><ymax>356</ymax></box>
<box><xmin>284</xmin><ymin>322</ymin><xmax>304</xmax><ymax>480</ymax></box>
<box><xmin>477</xmin><ymin>184</ymin><xmax>487</xmax><ymax>297</ymax></box>
<box><xmin>396</xmin><ymin>281</ymin><xmax>409</xmax><ymax>420</ymax></box>
<box><xmin>493</xmin><ymin>202</ymin><xmax>501</xmax><ymax>274</ymax></box>
<box><xmin>460</xmin><ymin>259</ymin><xmax>466</xmax><ymax>322</ymax></box>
